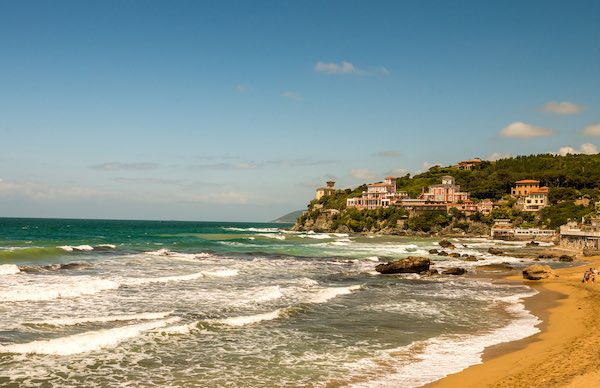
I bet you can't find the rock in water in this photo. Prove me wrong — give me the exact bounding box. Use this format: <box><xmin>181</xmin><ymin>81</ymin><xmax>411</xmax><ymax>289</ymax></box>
<box><xmin>439</xmin><ymin>239</ymin><xmax>456</xmax><ymax>249</ymax></box>
<box><xmin>375</xmin><ymin>256</ymin><xmax>431</xmax><ymax>274</ymax></box>
<box><xmin>437</xmin><ymin>251</ymin><xmax>449</xmax><ymax>256</ymax></box>
<box><xmin>522</xmin><ymin>264</ymin><xmax>557</xmax><ymax>280</ymax></box>
<box><xmin>442</xmin><ymin>267</ymin><xmax>467</xmax><ymax>275</ymax></box>
<box><xmin>558</xmin><ymin>255</ymin><xmax>574</xmax><ymax>262</ymax></box>
<box><xmin>526</xmin><ymin>241</ymin><xmax>540</xmax><ymax>247</ymax></box>
<box><xmin>428</xmin><ymin>249</ymin><xmax>439</xmax><ymax>254</ymax></box>
<box><xmin>488</xmin><ymin>247</ymin><xmax>504</xmax><ymax>255</ymax></box>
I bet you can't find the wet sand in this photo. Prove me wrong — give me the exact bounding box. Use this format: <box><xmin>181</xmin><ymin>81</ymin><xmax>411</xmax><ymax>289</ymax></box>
<box><xmin>428</xmin><ymin>254</ymin><xmax>600</xmax><ymax>388</ymax></box>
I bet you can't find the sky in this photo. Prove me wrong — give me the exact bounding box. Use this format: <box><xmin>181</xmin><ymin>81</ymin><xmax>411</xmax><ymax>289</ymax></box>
<box><xmin>1</xmin><ymin>0</ymin><xmax>599</xmax><ymax>222</ymax></box>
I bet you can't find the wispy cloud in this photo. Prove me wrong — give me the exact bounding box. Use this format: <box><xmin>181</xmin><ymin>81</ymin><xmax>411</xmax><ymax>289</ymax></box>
<box><xmin>315</xmin><ymin>61</ymin><xmax>358</xmax><ymax>74</ymax></box>
<box><xmin>113</xmin><ymin>177</ymin><xmax>182</xmax><ymax>185</ymax></box>
<box><xmin>314</xmin><ymin>61</ymin><xmax>389</xmax><ymax>76</ymax></box>
<box><xmin>281</xmin><ymin>91</ymin><xmax>303</xmax><ymax>101</ymax></box>
<box><xmin>556</xmin><ymin>143</ymin><xmax>598</xmax><ymax>156</ymax></box>
<box><xmin>372</xmin><ymin>150</ymin><xmax>402</xmax><ymax>158</ymax></box>
<box><xmin>541</xmin><ymin>101</ymin><xmax>584</xmax><ymax>115</ymax></box>
<box><xmin>500</xmin><ymin>121</ymin><xmax>555</xmax><ymax>138</ymax></box>
<box><xmin>91</xmin><ymin>162</ymin><xmax>159</xmax><ymax>171</ymax></box>
<box><xmin>582</xmin><ymin>123</ymin><xmax>600</xmax><ymax>137</ymax></box>
<box><xmin>190</xmin><ymin>158</ymin><xmax>335</xmax><ymax>170</ymax></box>
<box><xmin>350</xmin><ymin>168</ymin><xmax>377</xmax><ymax>181</ymax></box>
<box><xmin>0</xmin><ymin>180</ymin><xmax>118</xmax><ymax>200</ymax></box>
<box><xmin>487</xmin><ymin>152</ymin><xmax>512</xmax><ymax>161</ymax></box>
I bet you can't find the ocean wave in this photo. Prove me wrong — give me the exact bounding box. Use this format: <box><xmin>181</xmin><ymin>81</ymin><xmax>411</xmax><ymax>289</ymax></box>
<box><xmin>0</xmin><ymin>264</ymin><xmax>20</xmax><ymax>275</ymax></box>
<box><xmin>0</xmin><ymin>318</ymin><xmax>180</xmax><ymax>356</ymax></box>
<box><xmin>347</xmin><ymin>294</ymin><xmax>541</xmax><ymax>387</ymax></box>
<box><xmin>214</xmin><ymin>309</ymin><xmax>283</xmax><ymax>327</ymax></box>
<box><xmin>203</xmin><ymin>269</ymin><xmax>239</xmax><ymax>277</ymax></box>
<box><xmin>306</xmin><ymin>285</ymin><xmax>362</xmax><ymax>304</ymax></box>
<box><xmin>124</xmin><ymin>272</ymin><xmax>206</xmax><ymax>285</ymax></box>
<box><xmin>222</xmin><ymin>227</ymin><xmax>282</xmax><ymax>233</ymax></box>
<box><xmin>58</xmin><ymin>245</ymin><xmax>94</xmax><ymax>252</ymax></box>
<box><xmin>29</xmin><ymin>311</ymin><xmax>174</xmax><ymax>326</ymax></box>
<box><xmin>0</xmin><ymin>277</ymin><xmax>120</xmax><ymax>302</ymax></box>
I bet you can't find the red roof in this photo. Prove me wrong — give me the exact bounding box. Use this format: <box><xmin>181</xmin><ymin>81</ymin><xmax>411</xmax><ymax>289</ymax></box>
<box><xmin>515</xmin><ymin>179</ymin><xmax>540</xmax><ymax>184</ymax></box>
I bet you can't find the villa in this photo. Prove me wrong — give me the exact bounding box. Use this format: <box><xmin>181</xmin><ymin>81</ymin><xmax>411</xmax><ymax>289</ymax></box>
<box><xmin>511</xmin><ymin>179</ymin><xmax>549</xmax><ymax>212</ymax></box>
<box><xmin>419</xmin><ymin>176</ymin><xmax>470</xmax><ymax>203</ymax></box>
<box><xmin>559</xmin><ymin>217</ymin><xmax>600</xmax><ymax>255</ymax></box>
<box><xmin>455</xmin><ymin>158</ymin><xmax>482</xmax><ymax>170</ymax></box>
<box><xmin>346</xmin><ymin>176</ymin><xmax>408</xmax><ymax>210</ymax></box>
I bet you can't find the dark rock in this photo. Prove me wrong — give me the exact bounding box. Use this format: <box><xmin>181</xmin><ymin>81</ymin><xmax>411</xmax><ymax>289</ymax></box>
<box><xmin>477</xmin><ymin>263</ymin><xmax>514</xmax><ymax>271</ymax></box>
<box><xmin>558</xmin><ymin>255</ymin><xmax>574</xmax><ymax>262</ymax></box>
<box><xmin>429</xmin><ymin>249</ymin><xmax>439</xmax><ymax>254</ymax></box>
<box><xmin>375</xmin><ymin>256</ymin><xmax>431</xmax><ymax>274</ymax></box>
<box><xmin>461</xmin><ymin>254</ymin><xmax>470</xmax><ymax>257</ymax></box>
<box><xmin>526</xmin><ymin>240</ymin><xmax>540</xmax><ymax>247</ymax></box>
<box><xmin>442</xmin><ymin>267</ymin><xmax>467</xmax><ymax>275</ymax></box>
<box><xmin>420</xmin><ymin>269</ymin><xmax>439</xmax><ymax>276</ymax></box>
<box><xmin>439</xmin><ymin>239</ymin><xmax>456</xmax><ymax>249</ymax></box>
<box><xmin>522</xmin><ymin>264</ymin><xmax>558</xmax><ymax>280</ymax></box>
<box><xmin>488</xmin><ymin>247</ymin><xmax>504</xmax><ymax>255</ymax></box>
<box><xmin>538</xmin><ymin>254</ymin><xmax>557</xmax><ymax>259</ymax></box>
<box><xmin>437</xmin><ymin>251</ymin><xmax>449</xmax><ymax>256</ymax></box>
<box><xmin>449</xmin><ymin>253</ymin><xmax>461</xmax><ymax>258</ymax></box>
<box><xmin>463</xmin><ymin>256</ymin><xmax>478</xmax><ymax>262</ymax></box>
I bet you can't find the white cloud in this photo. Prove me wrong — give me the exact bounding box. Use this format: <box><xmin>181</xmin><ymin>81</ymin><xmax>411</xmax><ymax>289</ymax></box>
<box><xmin>281</xmin><ymin>91</ymin><xmax>303</xmax><ymax>101</ymax></box>
<box><xmin>315</xmin><ymin>61</ymin><xmax>357</xmax><ymax>74</ymax></box>
<box><xmin>583</xmin><ymin>123</ymin><xmax>600</xmax><ymax>136</ymax></box>
<box><xmin>557</xmin><ymin>143</ymin><xmax>598</xmax><ymax>156</ymax></box>
<box><xmin>487</xmin><ymin>152</ymin><xmax>512</xmax><ymax>161</ymax></box>
<box><xmin>350</xmin><ymin>168</ymin><xmax>377</xmax><ymax>181</ymax></box>
<box><xmin>541</xmin><ymin>101</ymin><xmax>584</xmax><ymax>115</ymax></box>
<box><xmin>500</xmin><ymin>121</ymin><xmax>555</xmax><ymax>138</ymax></box>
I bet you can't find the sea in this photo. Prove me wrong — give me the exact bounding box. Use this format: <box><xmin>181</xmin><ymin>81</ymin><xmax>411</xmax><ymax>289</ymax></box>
<box><xmin>0</xmin><ymin>218</ymin><xmax>557</xmax><ymax>387</ymax></box>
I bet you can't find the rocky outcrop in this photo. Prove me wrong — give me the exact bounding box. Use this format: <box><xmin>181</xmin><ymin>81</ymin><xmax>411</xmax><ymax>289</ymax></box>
<box><xmin>522</xmin><ymin>264</ymin><xmax>558</xmax><ymax>280</ymax></box>
<box><xmin>488</xmin><ymin>247</ymin><xmax>504</xmax><ymax>256</ymax></box>
<box><xmin>420</xmin><ymin>269</ymin><xmax>439</xmax><ymax>276</ymax></box>
<box><xmin>429</xmin><ymin>249</ymin><xmax>439</xmax><ymax>254</ymax></box>
<box><xmin>437</xmin><ymin>251</ymin><xmax>449</xmax><ymax>256</ymax></box>
<box><xmin>477</xmin><ymin>263</ymin><xmax>514</xmax><ymax>271</ymax></box>
<box><xmin>375</xmin><ymin>256</ymin><xmax>431</xmax><ymax>274</ymax></box>
<box><xmin>463</xmin><ymin>256</ymin><xmax>478</xmax><ymax>262</ymax></box>
<box><xmin>526</xmin><ymin>241</ymin><xmax>540</xmax><ymax>247</ymax></box>
<box><xmin>442</xmin><ymin>267</ymin><xmax>467</xmax><ymax>275</ymax></box>
<box><xmin>558</xmin><ymin>255</ymin><xmax>574</xmax><ymax>262</ymax></box>
<box><xmin>439</xmin><ymin>239</ymin><xmax>455</xmax><ymax>249</ymax></box>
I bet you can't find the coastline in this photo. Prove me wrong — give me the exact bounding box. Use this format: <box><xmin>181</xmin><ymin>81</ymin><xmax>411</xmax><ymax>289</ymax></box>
<box><xmin>427</xmin><ymin>253</ymin><xmax>600</xmax><ymax>388</ymax></box>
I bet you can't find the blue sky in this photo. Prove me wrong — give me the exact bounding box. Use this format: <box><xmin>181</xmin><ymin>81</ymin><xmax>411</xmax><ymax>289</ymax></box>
<box><xmin>1</xmin><ymin>0</ymin><xmax>599</xmax><ymax>221</ymax></box>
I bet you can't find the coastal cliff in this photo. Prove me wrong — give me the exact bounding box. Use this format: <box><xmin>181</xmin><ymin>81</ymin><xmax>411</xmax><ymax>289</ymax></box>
<box><xmin>292</xmin><ymin>205</ymin><xmax>491</xmax><ymax>236</ymax></box>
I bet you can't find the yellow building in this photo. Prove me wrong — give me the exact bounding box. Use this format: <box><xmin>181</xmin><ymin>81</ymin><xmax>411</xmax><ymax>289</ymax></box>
<box><xmin>511</xmin><ymin>179</ymin><xmax>540</xmax><ymax>197</ymax></box>
<box><xmin>315</xmin><ymin>181</ymin><xmax>336</xmax><ymax>200</ymax></box>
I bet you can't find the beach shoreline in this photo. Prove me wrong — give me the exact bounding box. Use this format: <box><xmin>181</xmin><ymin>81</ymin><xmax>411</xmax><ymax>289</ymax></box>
<box><xmin>427</xmin><ymin>252</ymin><xmax>600</xmax><ymax>388</ymax></box>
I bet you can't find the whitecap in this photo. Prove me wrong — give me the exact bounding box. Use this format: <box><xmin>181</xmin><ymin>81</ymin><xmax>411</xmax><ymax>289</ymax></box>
<box><xmin>125</xmin><ymin>272</ymin><xmax>205</xmax><ymax>285</ymax></box>
<box><xmin>215</xmin><ymin>309</ymin><xmax>283</xmax><ymax>327</ymax></box>
<box><xmin>202</xmin><ymin>269</ymin><xmax>238</xmax><ymax>277</ymax></box>
<box><xmin>306</xmin><ymin>285</ymin><xmax>362</xmax><ymax>304</ymax></box>
<box><xmin>58</xmin><ymin>245</ymin><xmax>94</xmax><ymax>252</ymax></box>
<box><xmin>0</xmin><ymin>264</ymin><xmax>20</xmax><ymax>276</ymax></box>
<box><xmin>0</xmin><ymin>277</ymin><xmax>119</xmax><ymax>302</ymax></box>
<box><xmin>30</xmin><ymin>311</ymin><xmax>174</xmax><ymax>326</ymax></box>
<box><xmin>0</xmin><ymin>318</ymin><xmax>180</xmax><ymax>356</ymax></box>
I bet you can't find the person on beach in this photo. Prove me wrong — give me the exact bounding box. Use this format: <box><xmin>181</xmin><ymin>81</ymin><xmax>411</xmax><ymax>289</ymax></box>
<box><xmin>582</xmin><ymin>269</ymin><xmax>591</xmax><ymax>283</ymax></box>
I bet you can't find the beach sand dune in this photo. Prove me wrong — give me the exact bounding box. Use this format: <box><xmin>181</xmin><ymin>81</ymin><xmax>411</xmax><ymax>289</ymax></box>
<box><xmin>430</xmin><ymin>255</ymin><xmax>600</xmax><ymax>388</ymax></box>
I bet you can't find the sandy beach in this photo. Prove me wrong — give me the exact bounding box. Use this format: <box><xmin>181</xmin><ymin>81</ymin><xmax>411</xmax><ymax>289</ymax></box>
<box><xmin>429</xmin><ymin>253</ymin><xmax>600</xmax><ymax>388</ymax></box>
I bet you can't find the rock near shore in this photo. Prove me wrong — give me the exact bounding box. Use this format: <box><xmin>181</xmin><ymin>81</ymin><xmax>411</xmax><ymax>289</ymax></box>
<box><xmin>439</xmin><ymin>239</ymin><xmax>456</xmax><ymax>249</ymax></box>
<box><xmin>442</xmin><ymin>267</ymin><xmax>467</xmax><ymax>275</ymax></box>
<box><xmin>375</xmin><ymin>256</ymin><xmax>431</xmax><ymax>274</ymax></box>
<box><xmin>522</xmin><ymin>264</ymin><xmax>558</xmax><ymax>280</ymax></box>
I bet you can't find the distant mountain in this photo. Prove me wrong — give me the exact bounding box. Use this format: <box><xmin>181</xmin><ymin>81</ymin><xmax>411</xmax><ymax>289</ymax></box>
<box><xmin>271</xmin><ymin>210</ymin><xmax>304</xmax><ymax>224</ymax></box>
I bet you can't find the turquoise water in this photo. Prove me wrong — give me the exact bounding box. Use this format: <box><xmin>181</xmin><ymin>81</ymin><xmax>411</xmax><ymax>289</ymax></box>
<box><xmin>0</xmin><ymin>218</ymin><xmax>544</xmax><ymax>387</ymax></box>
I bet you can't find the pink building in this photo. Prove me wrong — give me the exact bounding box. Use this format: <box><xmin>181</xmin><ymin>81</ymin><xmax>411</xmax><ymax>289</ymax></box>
<box><xmin>346</xmin><ymin>176</ymin><xmax>408</xmax><ymax>210</ymax></box>
<box><xmin>420</xmin><ymin>176</ymin><xmax>469</xmax><ymax>203</ymax></box>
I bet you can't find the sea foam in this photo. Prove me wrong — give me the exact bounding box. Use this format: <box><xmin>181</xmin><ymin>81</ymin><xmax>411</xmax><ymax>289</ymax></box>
<box><xmin>30</xmin><ymin>311</ymin><xmax>174</xmax><ymax>326</ymax></box>
<box><xmin>0</xmin><ymin>264</ymin><xmax>20</xmax><ymax>275</ymax></box>
<box><xmin>215</xmin><ymin>309</ymin><xmax>283</xmax><ymax>327</ymax></box>
<box><xmin>0</xmin><ymin>318</ymin><xmax>180</xmax><ymax>356</ymax></box>
<box><xmin>307</xmin><ymin>285</ymin><xmax>362</xmax><ymax>304</ymax></box>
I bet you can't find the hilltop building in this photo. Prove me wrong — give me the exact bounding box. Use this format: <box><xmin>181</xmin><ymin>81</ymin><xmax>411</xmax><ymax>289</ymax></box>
<box><xmin>420</xmin><ymin>176</ymin><xmax>469</xmax><ymax>203</ymax></box>
<box><xmin>456</xmin><ymin>158</ymin><xmax>482</xmax><ymax>170</ymax></box>
<box><xmin>511</xmin><ymin>179</ymin><xmax>549</xmax><ymax>212</ymax></box>
<box><xmin>315</xmin><ymin>181</ymin><xmax>336</xmax><ymax>200</ymax></box>
<box><xmin>346</xmin><ymin>176</ymin><xmax>408</xmax><ymax>210</ymax></box>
